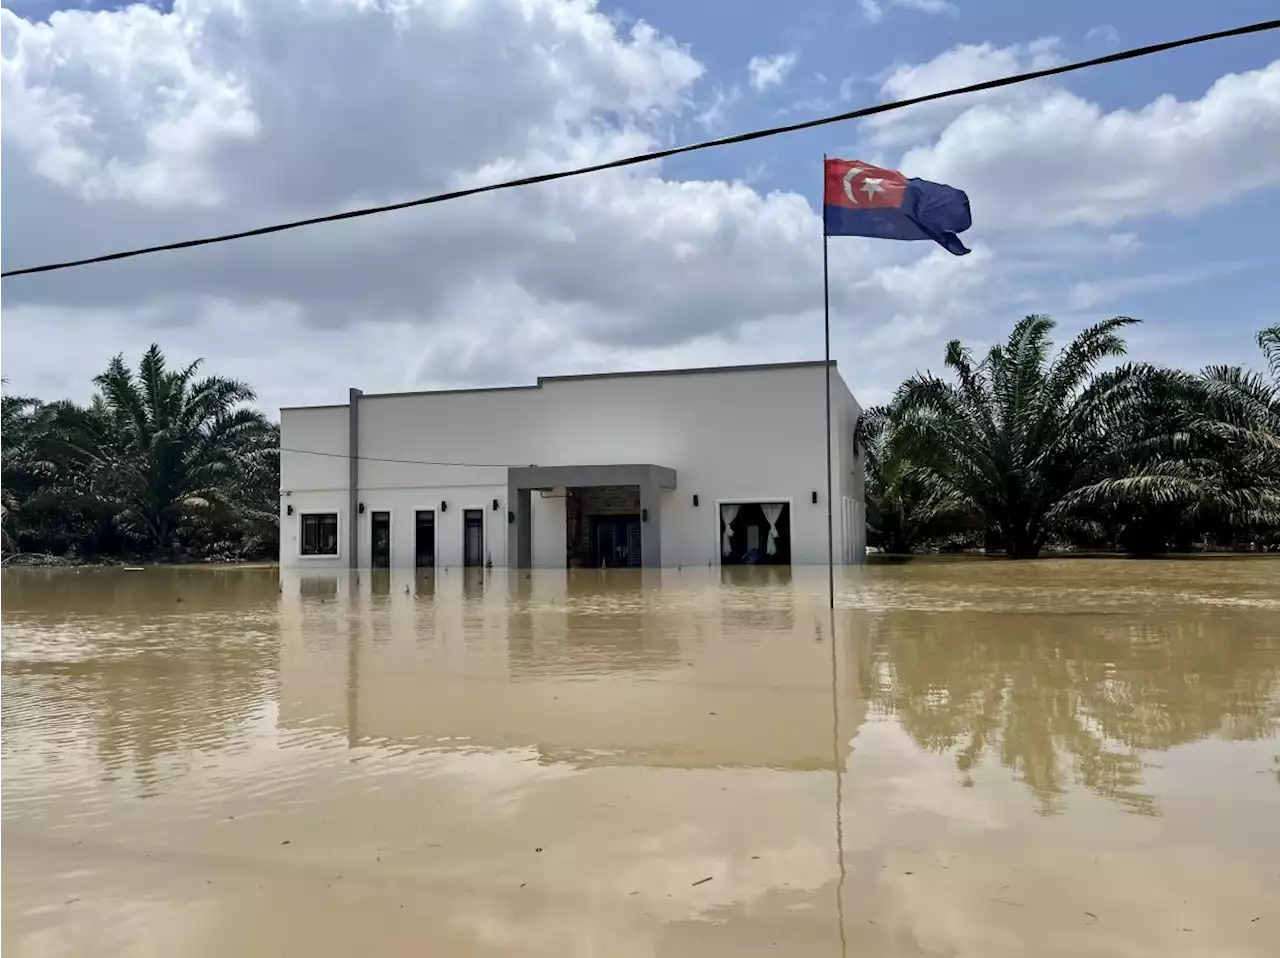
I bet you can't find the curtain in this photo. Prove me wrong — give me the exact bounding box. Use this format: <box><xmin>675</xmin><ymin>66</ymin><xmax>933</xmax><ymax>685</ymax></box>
<box><xmin>761</xmin><ymin>502</ymin><xmax>784</xmax><ymax>556</ymax></box>
<box><xmin>720</xmin><ymin>503</ymin><xmax>741</xmax><ymax>556</ymax></box>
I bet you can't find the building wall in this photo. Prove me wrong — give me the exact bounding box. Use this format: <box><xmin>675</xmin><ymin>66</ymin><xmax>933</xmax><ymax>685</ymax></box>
<box><xmin>280</xmin><ymin>364</ymin><xmax>865</xmax><ymax>568</ymax></box>
<box><xmin>280</xmin><ymin>405</ymin><xmax>350</xmax><ymax>568</ymax></box>
<box><xmin>828</xmin><ymin>373</ymin><xmax>867</xmax><ymax>564</ymax></box>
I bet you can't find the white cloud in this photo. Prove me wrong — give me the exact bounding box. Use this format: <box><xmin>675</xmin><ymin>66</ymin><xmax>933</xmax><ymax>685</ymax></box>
<box><xmin>746</xmin><ymin>51</ymin><xmax>798</xmax><ymax>92</ymax></box>
<box><xmin>694</xmin><ymin>84</ymin><xmax>741</xmax><ymax>129</ymax></box>
<box><xmin>879</xmin><ymin>38</ymin><xmax>1061</xmax><ymax>102</ymax></box>
<box><xmin>895</xmin><ymin>0</ymin><xmax>958</xmax><ymax>14</ymax></box>
<box><xmin>0</xmin><ymin>1</ymin><xmax>987</xmax><ymax>415</ymax></box>
<box><xmin>861</xmin><ymin>0</ymin><xmax>958</xmax><ymax>23</ymax></box>
<box><xmin>900</xmin><ymin>55</ymin><xmax>1280</xmax><ymax>231</ymax></box>
<box><xmin>867</xmin><ymin>39</ymin><xmax>1063</xmax><ymax>146</ymax></box>
<box><xmin>2</xmin><ymin>7</ymin><xmax>1276</xmax><ymax>420</ymax></box>
<box><xmin>860</xmin><ymin>0</ymin><xmax>886</xmax><ymax>23</ymax></box>
<box><xmin>1085</xmin><ymin>25</ymin><xmax>1120</xmax><ymax>47</ymax></box>
<box><xmin>1103</xmin><ymin>232</ymin><xmax>1140</xmax><ymax>255</ymax></box>
<box><xmin>1065</xmin><ymin>261</ymin><xmax>1255</xmax><ymax>311</ymax></box>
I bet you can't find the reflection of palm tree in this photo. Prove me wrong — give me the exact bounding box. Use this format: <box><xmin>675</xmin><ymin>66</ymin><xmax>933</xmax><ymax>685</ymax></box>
<box><xmin>2</xmin><ymin>570</ymin><xmax>279</xmax><ymax>796</ymax></box>
<box><xmin>863</xmin><ymin>612</ymin><xmax>1280</xmax><ymax>814</ymax></box>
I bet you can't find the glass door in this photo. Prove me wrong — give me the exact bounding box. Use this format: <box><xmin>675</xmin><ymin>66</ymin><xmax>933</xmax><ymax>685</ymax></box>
<box><xmin>414</xmin><ymin>510</ymin><xmax>435</xmax><ymax>568</ymax></box>
<box><xmin>370</xmin><ymin>511</ymin><xmax>391</xmax><ymax>568</ymax></box>
<box><xmin>463</xmin><ymin>509</ymin><xmax>484</xmax><ymax>567</ymax></box>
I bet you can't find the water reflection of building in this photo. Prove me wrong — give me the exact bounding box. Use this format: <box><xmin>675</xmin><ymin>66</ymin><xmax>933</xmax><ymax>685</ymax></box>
<box><xmin>277</xmin><ymin>567</ymin><xmax>866</xmax><ymax>772</ymax></box>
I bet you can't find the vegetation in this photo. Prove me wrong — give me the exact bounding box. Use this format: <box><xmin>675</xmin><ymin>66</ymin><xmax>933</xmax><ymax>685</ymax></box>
<box><xmin>859</xmin><ymin>318</ymin><xmax>1280</xmax><ymax>557</ymax></box>
<box><xmin>4</xmin><ymin>320</ymin><xmax>1278</xmax><ymax>563</ymax></box>
<box><xmin>2</xmin><ymin>346</ymin><xmax>278</xmax><ymax>563</ymax></box>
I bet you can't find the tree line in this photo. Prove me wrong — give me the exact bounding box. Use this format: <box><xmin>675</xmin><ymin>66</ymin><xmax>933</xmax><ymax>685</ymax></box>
<box><xmin>3</xmin><ymin>318</ymin><xmax>1278</xmax><ymax>563</ymax></box>
<box><xmin>859</xmin><ymin>317</ymin><xmax>1280</xmax><ymax>556</ymax></box>
<box><xmin>2</xmin><ymin>346</ymin><xmax>279</xmax><ymax>563</ymax></box>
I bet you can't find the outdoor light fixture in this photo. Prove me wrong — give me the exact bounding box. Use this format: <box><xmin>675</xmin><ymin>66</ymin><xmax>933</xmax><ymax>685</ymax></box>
<box><xmin>812</xmin><ymin>491</ymin><xmax>819</xmax><ymax>504</ymax></box>
<box><xmin>440</xmin><ymin>501</ymin><xmax>448</xmax><ymax>513</ymax></box>
<box><xmin>286</xmin><ymin>504</ymin><xmax>294</xmax><ymax>516</ymax></box>
<box><xmin>642</xmin><ymin>508</ymin><xmax>649</xmax><ymax>522</ymax></box>
<box><xmin>692</xmin><ymin>494</ymin><xmax>699</xmax><ymax>507</ymax></box>
<box><xmin>492</xmin><ymin>499</ymin><xmax>499</xmax><ymax>511</ymax></box>
<box><xmin>358</xmin><ymin>503</ymin><xmax>366</xmax><ymax>514</ymax></box>
<box><xmin>508</xmin><ymin>510</ymin><xmax>515</xmax><ymax>524</ymax></box>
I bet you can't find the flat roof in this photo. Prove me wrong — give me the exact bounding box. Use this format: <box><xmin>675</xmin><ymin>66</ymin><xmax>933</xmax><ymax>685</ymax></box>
<box><xmin>280</xmin><ymin>360</ymin><xmax>838</xmax><ymax>410</ymax></box>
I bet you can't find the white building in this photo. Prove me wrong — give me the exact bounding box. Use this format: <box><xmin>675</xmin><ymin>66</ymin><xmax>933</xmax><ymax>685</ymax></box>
<box><xmin>278</xmin><ymin>361</ymin><xmax>866</xmax><ymax>569</ymax></box>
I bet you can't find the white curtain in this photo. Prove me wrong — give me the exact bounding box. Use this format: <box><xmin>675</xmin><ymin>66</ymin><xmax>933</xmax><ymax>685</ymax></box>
<box><xmin>720</xmin><ymin>503</ymin><xmax>741</xmax><ymax>557</ymax></box>
<box><xmin>761</xmin><ymin>503</ymin><xmax>784</xmax><ymax>556</ymax></box>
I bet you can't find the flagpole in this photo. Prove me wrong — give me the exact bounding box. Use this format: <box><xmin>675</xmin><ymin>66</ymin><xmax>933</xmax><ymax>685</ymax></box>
<box><xmin>822</xmin><ymin>155</ymin><xmax>835</xmax><ymax>612</ymax></box>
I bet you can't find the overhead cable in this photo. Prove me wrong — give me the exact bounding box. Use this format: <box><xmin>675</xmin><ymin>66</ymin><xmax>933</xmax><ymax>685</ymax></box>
<box><xmin>2</xmin><ymin>19</ymin><xmax>1275</xmax><ymax>279</ymax></box>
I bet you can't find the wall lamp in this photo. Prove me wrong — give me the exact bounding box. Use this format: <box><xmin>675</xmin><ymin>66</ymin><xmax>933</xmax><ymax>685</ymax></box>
<box><xmin>286</xmin><ymin>504</ymin><xmax>294</xmax><ymax>516</ymax></box>
<box><xmin>440</xmin><ymin>501</ymin><xmax>448</xmax><ymax>513</ymax></box>
<box><xmin>492</xmin><ymin>498</ymin><xmax>500</xmax><ymax>511</ymax></box>
<box><xmin>641</xmin><ymin>508</ymin><xmax>649</xmax><ymax>523</ymax></box>
<box><xmin>358</xmin><ymin>502</ymin><xmax>366</xmax><ymax>514</ymax></box>
<box><xmin>692</xmin><ymin>494</ymin><xmax>699</xmax><ymax>507</ymax></box>
<box><xmin>812</xmin><ymin>491</ymin><xmax>819</xmax><ymax>504</ymax></box>
<box><xmin>508</xmin><ymin>510</ymin><xmax>515</xmax><ymax>524</ymax></box>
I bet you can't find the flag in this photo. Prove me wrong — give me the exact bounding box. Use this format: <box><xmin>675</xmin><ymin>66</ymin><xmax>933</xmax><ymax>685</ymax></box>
<box><xmin>823</xmin><ymin>158</ymin><xmax>972</xmax><ymax>256</ymax></box>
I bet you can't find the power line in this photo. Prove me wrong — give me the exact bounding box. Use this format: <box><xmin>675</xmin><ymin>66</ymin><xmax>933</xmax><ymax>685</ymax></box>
<box><xmin>2</xmin><ymin>19</ymin><xmax>1276</xmax><ymax>280</ymax></box>
<box><xmin>279</xmin><ymin>446</ymin><xmax>522</xmax><ymax>468</ymax></box>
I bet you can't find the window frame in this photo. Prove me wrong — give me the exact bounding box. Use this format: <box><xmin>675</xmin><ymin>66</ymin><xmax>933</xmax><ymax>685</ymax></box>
<box><xmin>713</xmin><ymin>497</ymin><xmax>794</xmax><ymax>567</ymax></box>
<box><xmin>369</xmin><ymin>509</ymin><xmax>394</xmax><ymax>569</ymax></box>
<box><xmin>462</xmin><ymin>506</ymin><xmax>486</xmax><ymax>568</ymax></box>
<box><xmin>298</xmin><ymin>510</ymin><xmax>342</xmax><ymax>559</ymax></box>
<box><xmin>413</xmin><ymin>507</ymin><xmax>437</xmax><ymax>570</ymax></box>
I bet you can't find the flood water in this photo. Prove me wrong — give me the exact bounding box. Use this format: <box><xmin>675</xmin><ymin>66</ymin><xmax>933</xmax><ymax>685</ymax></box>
<box><xmin>3</xmin><ymin>560</ymin><xmax>1278</xmax><ymax>957</ymax></box>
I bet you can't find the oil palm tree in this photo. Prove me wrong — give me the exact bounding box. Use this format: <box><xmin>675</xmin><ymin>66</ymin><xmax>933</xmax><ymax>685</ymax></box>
<box><xmin>0</xmin><ymin>379</ymin><xmax>41</xmax><ymax>550</ymax></box>
<box><xmin>891</xmin><ymin>315</ymin><xmax>1163</xmax><ymax>558</ymax></box>
<box><xmin>1182</xmin><ymin>324</ymin><xmax>1280</xmax><ymax>533</ymax></box>
<box><xmin>855</xmin><ymin>403</ymin><xmax>971</xmax><ymax>554</ymax></box>
<box><xmin>183</xmin><ymin>421</ymin><xmax>282</xmax><ymax>559</ymax></box>
<box><xmin>1061</xmin><ymin>324</ymin><xmax>1280</xmax><ymax>547</ymax></box>
<box><xmin>86</xmin><ymin>345</ymin><xmax>272</xmax><ymax>553</ymax></box>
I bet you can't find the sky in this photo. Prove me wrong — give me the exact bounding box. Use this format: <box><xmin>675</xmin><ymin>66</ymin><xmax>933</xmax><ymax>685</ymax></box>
<box><xmin>2</xmin><ymin>0</ymin><xmax>1278</xmax><ymax>415</ymax></box>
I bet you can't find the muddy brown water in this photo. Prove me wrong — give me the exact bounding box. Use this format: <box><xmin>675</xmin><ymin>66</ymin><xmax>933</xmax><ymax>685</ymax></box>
<box><xmin>2</xmin><ymin>560</ymin><xmax>1278</xmax><ymax>956</ymax></box>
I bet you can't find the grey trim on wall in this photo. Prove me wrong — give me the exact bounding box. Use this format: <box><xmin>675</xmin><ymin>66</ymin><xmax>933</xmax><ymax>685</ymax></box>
<box><xmin>348</xmin><ymin>361</ymin><xmax>839</xmax><ymax>402</ymax></box>
<box><xmin>347</xmin><ymin>387</ymin><xmax>362</xmax><ymax>570</ymax></box>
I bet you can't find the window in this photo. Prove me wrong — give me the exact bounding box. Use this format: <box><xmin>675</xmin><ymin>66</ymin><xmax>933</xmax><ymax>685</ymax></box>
<box><xmin>720</xmin><ymin>502</ymin><xmax>791</xmax><ymax>566</ymax></box>
<box><xmin>300</xmin><ymin>513</ymin><xmax>339</xmax><ymax>556</ymax></box>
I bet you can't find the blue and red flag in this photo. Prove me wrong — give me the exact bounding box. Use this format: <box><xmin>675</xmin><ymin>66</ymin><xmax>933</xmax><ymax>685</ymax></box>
<box><xmin>823</xmin><ymin>158</ymin><xmax>972</xmax><ymax>256</ymax></box>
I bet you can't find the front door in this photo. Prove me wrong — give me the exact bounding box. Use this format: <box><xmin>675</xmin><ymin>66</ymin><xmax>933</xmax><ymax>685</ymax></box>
<box><xmin>370</xmin><ymin>511</ymin><xmax>391</xmax><ymax>568</ymax></box>
<box><xmin>463</xmin><ymin>509</ymin><xmax>484</xmax><ymax>567</ymax></box>
<box><xmin>591</xmin><ymin>515</ymin><xmax>641</xmax><ymax>568</ymax></box>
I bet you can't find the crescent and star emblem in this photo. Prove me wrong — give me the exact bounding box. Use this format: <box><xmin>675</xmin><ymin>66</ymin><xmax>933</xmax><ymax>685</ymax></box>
<box><xmin>842</xmin><ymin>165</ymin><xmax>894</xmax><ymax>204</ymax></box>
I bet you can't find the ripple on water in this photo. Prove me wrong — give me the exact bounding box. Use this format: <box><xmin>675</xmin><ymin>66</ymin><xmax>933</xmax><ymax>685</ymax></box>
<box><xmin>3</xmin><ymin>561</ymin><xmax>1279</xmax><ymax>958</ymax></box>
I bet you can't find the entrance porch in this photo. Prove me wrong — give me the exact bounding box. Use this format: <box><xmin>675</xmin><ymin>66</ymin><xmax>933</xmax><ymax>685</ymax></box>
<box><xmin>507</xmin><ymin>464</ymin><xmax>676</xmax><ymax>569</ymax></box>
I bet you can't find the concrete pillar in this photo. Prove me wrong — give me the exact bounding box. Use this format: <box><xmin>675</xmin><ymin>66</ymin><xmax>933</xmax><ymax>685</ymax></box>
<box><xmin>638</xmin><ymin>482</ymin><xmax>663</xmax><ymax>568</ymax></box>
<box><xmin>347</xmin><ymin>387</ymin><xmax>362</xmax><ymax>569</ymax></box>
